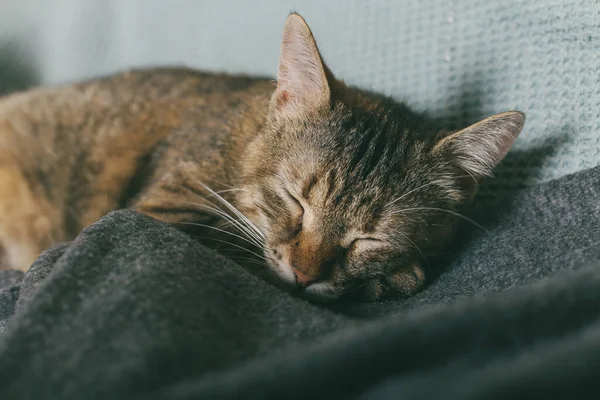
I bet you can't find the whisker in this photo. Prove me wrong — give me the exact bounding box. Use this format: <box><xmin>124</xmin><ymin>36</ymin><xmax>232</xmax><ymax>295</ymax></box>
<box><xmin>387</xmin><ymin>175</ymin><xmax>473</xmax><ymax>207</ymax></box>
<box><xmin>197</xmin><ymin>181</ymin><xmax>266</xmax><ymax>241</ymax></box>
<box><xmin>395</xmin><ymin>230</ymin><xmax>428</xmax><ymax>264</ymax></box>
<box><xmin>227</xmin><ymin>255</ymin><xmax>269</xmax><ymax>264</ymax></box>
<box><xmin>175</xmin><ymin>221</ymin><xmax>263</xmax><ymax>249</ymax></box>
<box><xmin>194</xmin><ymin>191</ymin><xmax>265</xmax><ymax>246</ymax></box>
<box><xmin>202</xmin><ymin>208</ymin><xmax>264</xmax><ymax>248</ymax></box>
<box><xmin>392</xmin><ymin>207</ymin><xmax>488</xmax><ymax>233</ymax></box>
<box><xmin>213</xmin><ymin>188</ymin><xmax>246</xmax><ymax>195</ymax></box>
<box><xmin>190</xmin><ymin>205</ymin><xmax>263</xmax><ymax>247</ymax></box>
<box><xmin>179</xmin><ymin>180</ymin><xmax>264</xmax><ymax>247</ymax></box>
<box><xmin>215</xmin><ymin>218</ymin><xmax>245</xmax><ymax>230</ymax></box>
<box><xmin>340</xmin><ymin>281</ymin><xmax>370</xmax><ymax>296</ymax></box>
<box><xmin>181</xmin><ymin>200</ymin><xmax>264</xmax><ymax>248</ymax></box>
<box><xmin>195</xmin><ymin>236</ymin><xmax>267</xmax><ymax>261</ymax></box>
<box><xmin>221</xmin><ymin>258</ymin><xmax>274</xmax><ymax>277</ymax></box>
<box><xmin>463</xmin><ymin>169</ymin><xmax>478</xmax><ymax>183</ymax></box>
<box><xmin>181</xmin><ymin>200</ymin><xmax>234</xmax><ymax>222</ymax></box>
<box><xmin>387</xmin><ymin>182</ymin><xmax>443</xmax><ymax>207</ymax></box>
<box><xmin>205</xmin><ymin>178</ymin><xmax>236</xmax><ymax>190</ymax></box>
<box><xmin>227</xmin><ymin>257</ymin><xmax>271</xmax><ymax>268</ymax></box>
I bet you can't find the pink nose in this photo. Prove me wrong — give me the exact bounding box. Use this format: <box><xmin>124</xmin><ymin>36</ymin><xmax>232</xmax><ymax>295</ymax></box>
<box><xmin>293</xmin><ymin>268</ymin><xmax>317</xmax><ymax>287</ymax></box>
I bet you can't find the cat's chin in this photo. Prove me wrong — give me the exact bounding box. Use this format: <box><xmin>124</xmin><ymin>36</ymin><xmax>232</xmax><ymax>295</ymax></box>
<box><xmin>275</xmin><ymin>268</ymin><xmax>296</xmax><ymax>285</ymax></box>
<box><xmin>267</xmin><ymin>265</ymin><xmax>297</xmax><ymax>289</ymax></box>
<box><xmin>264</xmin><ymin>271</ymin><xmax>341</xmax><ymax>302</ymax></box>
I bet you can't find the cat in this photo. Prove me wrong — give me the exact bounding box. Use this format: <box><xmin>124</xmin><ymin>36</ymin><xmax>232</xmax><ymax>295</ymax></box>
<box><xmin>0</xmin><ymin>13</ymin><xmax>524</xmax><ymax>301</ymax></box>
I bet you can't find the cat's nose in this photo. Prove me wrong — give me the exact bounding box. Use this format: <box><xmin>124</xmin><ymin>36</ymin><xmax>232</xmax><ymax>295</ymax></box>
<box><xmin>293</xmin><ymin>268</ymin><xmax>317</xmax><ymax>287</ymax></box>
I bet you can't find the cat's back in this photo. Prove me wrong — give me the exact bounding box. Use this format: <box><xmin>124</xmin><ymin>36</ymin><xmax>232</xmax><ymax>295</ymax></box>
<box><xmin>0</xmin><ymin>67</ymin><xmax>272</xmax><ymax>185</ymax></box>
<box><xmin>0</xmin><ymin>67</ymin><xmax>270</xmax><ymax>129</ymax></box>
<box><xmin>0</xmin><ymin>68</ymin><xmax>273</xmax><ymax>270</ymax></box>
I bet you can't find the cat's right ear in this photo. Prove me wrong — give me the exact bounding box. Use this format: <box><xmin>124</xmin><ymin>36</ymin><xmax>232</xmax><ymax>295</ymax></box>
<box><xmin>270</xmin><ymin>13</ymin><xmax>331</xmax><ymax>117</ymax></box>
<box><xmin>432</xmin><ymin>111</ymin><xmax>525</xmax><ymax>181</ymax></box>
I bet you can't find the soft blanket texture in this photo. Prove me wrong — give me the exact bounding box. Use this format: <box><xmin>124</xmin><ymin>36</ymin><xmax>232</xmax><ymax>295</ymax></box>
<box><xmin>1</xmin><ymin>1</ymin><xmax>599</xmax><ymax>398</ymax></box>
<box><xmin>0</xmin><ymin>165</ymin><xmax>599</xmax><ymax>399</ymax></box>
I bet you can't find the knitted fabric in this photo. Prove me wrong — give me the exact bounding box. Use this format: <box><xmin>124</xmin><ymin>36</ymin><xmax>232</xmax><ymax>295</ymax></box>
<box><xmin>0</xmin><ymin>0</ymin><xmax>598</xmax><ymax>199</ymax></box>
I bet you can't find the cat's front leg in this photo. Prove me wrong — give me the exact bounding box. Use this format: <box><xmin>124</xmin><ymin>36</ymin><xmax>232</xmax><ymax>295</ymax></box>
<box><xmin>0</xmin><ymin>166</ymin><xmax>60</xmax><ymax>271</ymax></box>
<box><xmin>361</xmin><ymin>263</ymin><xmax>426</xmax><ymax>301</ymax></box>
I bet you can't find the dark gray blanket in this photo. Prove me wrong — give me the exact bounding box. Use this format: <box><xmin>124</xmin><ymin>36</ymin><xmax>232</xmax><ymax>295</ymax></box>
<box><xmin>0</xmin><ymin>165</ymin><xmax>599</xmax><ymax>399</ymax></box>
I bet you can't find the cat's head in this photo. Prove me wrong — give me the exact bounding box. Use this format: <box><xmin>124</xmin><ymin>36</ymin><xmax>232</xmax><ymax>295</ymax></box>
<box><xmin>237</xmin><ymin>13</ymin><xmax>524</xmax><ymax>301</ymax></box>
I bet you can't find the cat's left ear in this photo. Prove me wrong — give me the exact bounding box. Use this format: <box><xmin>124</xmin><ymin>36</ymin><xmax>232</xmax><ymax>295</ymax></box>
<box><xmin>432</xmin><ymin>111</ymin><xmax>525</xmax><ymax>181</ymax></box>
<box><xmin>270</xmin><ymin>13</ymin><xmax>332</xmax><ymax>117</ymax></box>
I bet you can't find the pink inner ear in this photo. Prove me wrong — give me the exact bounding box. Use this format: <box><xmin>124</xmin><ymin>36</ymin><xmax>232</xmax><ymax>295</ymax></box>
<box><xmin>276</xmin><ymin>89</ymin><xmax>291</xmax><ymax>110</ymax></box>
<box><xmin>495</xmin><ymin>130</ymin><xmax>518</xmax><ymax>165</ymax></box>
<box><xmin>483</xmin><ymin>113</ymin><xmax>525</xmax><ymax>167</ymax></box>
<box><xmin>271</xmin><ymin>14</ymin><xmax>330</xmax><ymax>116</ymax></box>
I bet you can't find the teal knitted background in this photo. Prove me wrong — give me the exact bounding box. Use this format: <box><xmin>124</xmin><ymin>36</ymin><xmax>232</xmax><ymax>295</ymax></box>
<box><xmin>1</xmin><ymin>0</ymin><xmax>598</xmax><ymax>199</ymax></box>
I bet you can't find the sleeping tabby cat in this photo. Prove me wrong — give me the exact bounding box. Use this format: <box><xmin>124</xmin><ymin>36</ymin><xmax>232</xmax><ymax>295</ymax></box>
<box><xmin>0</xmin><ymin>13</ymin><xmax>524</xmax><ymax>301</ymax></box>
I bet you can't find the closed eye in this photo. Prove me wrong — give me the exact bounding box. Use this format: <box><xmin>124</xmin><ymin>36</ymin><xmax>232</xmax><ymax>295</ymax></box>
<box><xmin>283</xmin><ymin>189</ymin><xmax>304</xmax><ymax>212</ymax></box>
<box><xmin>349</xmin><ymin>237</ymin><xmax>384</xmax><ymax>251</ymax></box>
<box><xmin>283</xmin><ymin>189</ymin><xmax>304</xmax><ymax>232</ymax></box>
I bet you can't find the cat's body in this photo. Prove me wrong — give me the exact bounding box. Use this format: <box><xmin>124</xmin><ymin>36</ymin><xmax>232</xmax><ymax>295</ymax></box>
<box><xmin>0</xmin><ymin>14</ymin><xmax>524</xmax><ymax>301</ymax></box>
<box><xmin>0</xmin><ymin>69</ymin><xmax>271</xmax><ymax>270</ymax></box>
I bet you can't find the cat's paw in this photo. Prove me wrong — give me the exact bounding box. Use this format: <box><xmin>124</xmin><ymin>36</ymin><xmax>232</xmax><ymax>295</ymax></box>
<box><xmin>362</xmin><ymin>263</ymin><xmax>426</xmax><ymax>301</ymax></box>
